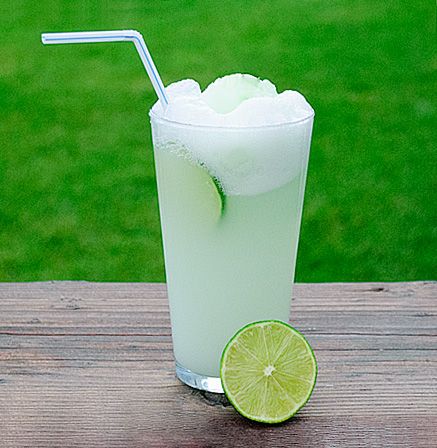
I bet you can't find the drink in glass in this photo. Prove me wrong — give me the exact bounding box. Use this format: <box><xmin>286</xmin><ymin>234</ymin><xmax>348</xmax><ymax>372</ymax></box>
<box><xmin>150</xmin><ymin>74</ymin><xmax>314</xmax><ymax>392</ymax></box>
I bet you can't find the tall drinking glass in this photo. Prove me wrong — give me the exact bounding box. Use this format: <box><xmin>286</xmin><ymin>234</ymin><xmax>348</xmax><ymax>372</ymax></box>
<box><xmin>150</xmin><ymin>112</ymin><xmax>314</xmax><ymax>392</ymax></box>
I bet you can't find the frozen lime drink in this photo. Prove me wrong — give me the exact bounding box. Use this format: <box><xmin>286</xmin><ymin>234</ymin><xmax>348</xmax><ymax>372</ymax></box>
<box><xmin>150</xmin><ymin>74</ymin><xmax>314</xmax><ymax>392</ymax></box>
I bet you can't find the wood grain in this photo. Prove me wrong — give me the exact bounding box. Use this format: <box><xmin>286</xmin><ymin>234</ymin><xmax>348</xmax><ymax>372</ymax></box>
<box><xmin>0</xmin><ymin>281</ymin><xmax>436</xmax><ymax>447</ymax></box>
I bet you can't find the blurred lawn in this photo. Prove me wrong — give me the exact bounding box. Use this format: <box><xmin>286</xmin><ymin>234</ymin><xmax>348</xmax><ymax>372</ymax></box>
<box><xmin>0</xmin><ymin>0</ymin><xmax>435</xmax><ymax>282</ymax></box>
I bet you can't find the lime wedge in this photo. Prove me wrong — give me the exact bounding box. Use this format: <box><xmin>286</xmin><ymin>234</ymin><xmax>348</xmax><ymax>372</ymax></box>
<box><xmin>196</xmin><ymin>157</ymin><xmax>225</xmax><ymax>217</ymax></box>
<box><xmin>220</xmin><ymin>320</ymin><xmax>317</xmax><ymax>424</ymax></box>
<box><xmin>196</xmin><ymin>164</ymin><xmax>225</xmax><ymax>219</ymax></box>
<box><xmin>156</xmin><ymin>147</ymin><xmax>225</xmax><ymax>220</ymax></box>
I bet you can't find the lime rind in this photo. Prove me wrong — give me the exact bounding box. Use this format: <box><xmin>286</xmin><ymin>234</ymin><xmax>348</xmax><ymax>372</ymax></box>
<box><xmin>211</xmin><ymin>175</ymin><xmax>226</xmax><ymax>216</ymax></box>
<box><xmin>220</xmin><ymin>320</ymin><xmax>317</xmax><ymax>424</ymax></box>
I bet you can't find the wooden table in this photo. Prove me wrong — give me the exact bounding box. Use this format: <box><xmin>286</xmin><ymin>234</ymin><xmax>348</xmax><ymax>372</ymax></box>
<box><xmin>0</xmin><ymin>281</ymin><xmax>435</xmax><ymax>447</ymax></box>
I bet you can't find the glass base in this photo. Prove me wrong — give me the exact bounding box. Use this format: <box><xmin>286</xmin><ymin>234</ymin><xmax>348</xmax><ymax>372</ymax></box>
<box><xmin>175</xmin><ymin>361</ymin><xmax>223</xmax><ymax>393</ymax></box>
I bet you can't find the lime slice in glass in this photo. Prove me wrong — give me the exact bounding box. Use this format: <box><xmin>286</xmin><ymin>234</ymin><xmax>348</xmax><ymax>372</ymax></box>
<box><xmin>156</xmin><ymin>147</ymin><xmax>225</xmax><ymax>220</ymax></box>
<box><xmin>220</xmin><ymin>320</ymin><xmax>317</xmax><ymax>424</ymax></box>
<box><xmin>191</xmin><ymin>164</ymin><xmax>225</xmax><ymax>220</ymax></box>
<box><xmin>200</xmin><ymin>164</ymin><xmax>226</xmax><ymax>218</ymax></box>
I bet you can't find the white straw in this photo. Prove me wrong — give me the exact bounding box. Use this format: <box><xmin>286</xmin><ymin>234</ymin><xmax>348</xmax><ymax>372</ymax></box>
<box><xmin>41</xmin><ymin>30</ymin><xmax>169</xmax><ymax>107</ymax></box>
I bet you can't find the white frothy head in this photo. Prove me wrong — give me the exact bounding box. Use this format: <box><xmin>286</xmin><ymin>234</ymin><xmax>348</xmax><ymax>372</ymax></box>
<box><xmin>151</xmin><ymin>74</ymin><xmax>313</xmax><ymax>127</ymax></box>
<box><xmin>150</xmin><ymin>74</ymin><xmax>314</xmax><ymax>195</ymax></box>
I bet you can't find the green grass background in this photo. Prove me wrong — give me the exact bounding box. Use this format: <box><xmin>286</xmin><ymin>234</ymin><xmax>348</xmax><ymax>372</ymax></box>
<box><xmin>0</xmin><ymin>0</ymin><xmax>435</xmax><ymax>282</ymax></box>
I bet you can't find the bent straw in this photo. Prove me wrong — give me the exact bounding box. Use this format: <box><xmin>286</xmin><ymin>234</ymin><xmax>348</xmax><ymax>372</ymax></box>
<box><xmin>41</xmin><ymin>30</ymin><xmax>168</xmax><ymax>107</ymax></box>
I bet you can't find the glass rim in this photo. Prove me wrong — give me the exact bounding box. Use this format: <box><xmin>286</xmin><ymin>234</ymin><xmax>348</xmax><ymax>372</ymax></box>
<box><xmin>149</xmin><ymin>109</ymin><xmax>315</xmax><ymax>131</ymax></box>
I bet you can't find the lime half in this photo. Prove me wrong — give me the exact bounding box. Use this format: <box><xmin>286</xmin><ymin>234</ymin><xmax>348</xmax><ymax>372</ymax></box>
<box><xmin>220</xmin><ymin>320</ymin><xmax>317</xmax><ymax>424</ymax></box>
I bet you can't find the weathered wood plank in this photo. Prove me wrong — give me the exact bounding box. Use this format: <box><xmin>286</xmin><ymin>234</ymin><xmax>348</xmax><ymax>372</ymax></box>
<box><xmin>0</xmin><ymin>281</ymin><xmax>436</xmax><ymax>447</ymax></box>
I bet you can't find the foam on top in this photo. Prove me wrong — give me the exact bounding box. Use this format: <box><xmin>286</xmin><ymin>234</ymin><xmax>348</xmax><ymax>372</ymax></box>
<box><xmin>151</xmin><ymin>74</ymin><xmax>314</xmax><ymax>127</ymax></box>
<box><xmin>150</xmin><ymin>74</ymin><xmax>314</xmax><ymax>196</ymax></box>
